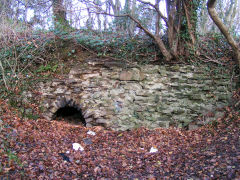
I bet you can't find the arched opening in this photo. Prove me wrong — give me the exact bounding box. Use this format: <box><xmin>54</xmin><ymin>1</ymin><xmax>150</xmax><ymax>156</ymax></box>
<box><xmin>54</xmin><ymin>106</ymin><xmax>86</xmax><ymax>126</ymax></box>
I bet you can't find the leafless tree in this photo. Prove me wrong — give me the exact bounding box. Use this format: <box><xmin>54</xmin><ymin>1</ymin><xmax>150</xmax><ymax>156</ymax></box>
<box><xmin>207</xmin><ymin>0</ymin><xmax>240</xmax><ymax>68</ymax></box>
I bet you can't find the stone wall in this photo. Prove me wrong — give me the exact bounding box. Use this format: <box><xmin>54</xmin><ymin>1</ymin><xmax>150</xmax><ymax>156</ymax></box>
<box><xmin>39</xmin><ymin>60</ymin><xmax>236</xmax><ymax>131</ymax></box>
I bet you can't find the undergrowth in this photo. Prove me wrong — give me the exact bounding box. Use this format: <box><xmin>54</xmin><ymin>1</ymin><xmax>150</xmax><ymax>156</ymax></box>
<box><xmin>70</xmin><ymin>30</ymin><xmax>160</xmax><ymax>63</ymax></box>
<box><xmin>198</xmin><ymin>33</ymin><xmax>235</xmax><ymax>63</ymax></box>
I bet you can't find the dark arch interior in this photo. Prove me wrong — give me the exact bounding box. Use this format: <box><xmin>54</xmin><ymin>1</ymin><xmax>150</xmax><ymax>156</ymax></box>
<box><xmin>54</xmin><ymin>106</ymin><xmax>86</xmax><ymax>126</ymax></box>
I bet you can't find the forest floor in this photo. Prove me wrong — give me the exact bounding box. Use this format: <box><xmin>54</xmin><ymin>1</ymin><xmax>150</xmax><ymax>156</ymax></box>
<box><xmin>0</xmin><ymin>91</ymin><xmax>240</xmax><ymax>179</ymax></box>
<box><xmin>0</xmin><ymin>53</ymin><xmax>240</xmax><ymax>179</ymax></box>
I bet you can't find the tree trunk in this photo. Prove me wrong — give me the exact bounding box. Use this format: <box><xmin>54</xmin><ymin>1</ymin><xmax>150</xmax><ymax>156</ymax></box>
<box><xmin>229</xmin><ymin>0</ymin><xmax>238</xmax><ymax>30</ymax></box>
<box><xmin>199</xmin><ymin>1</ymin><xmax>208</xmax><ymax>34</ymax></box>
<box><xmin>207</xmin><ymin>0</ymin><xmax>240</xmax><ymax>68</ymax></box>
<box><xmin>183</xmin><ymin>1</ymin><xmax>196</xmax><ymax>45</ymax></box>
<box><xmin>155</xmin><ymin>36</ymin><xmax>173</xmax><ymax>61</ymax></box>
<box><xmin>126</xmin><ymin>0</ymin><xmax>136</xmax><ymax>36</ymax></box>
<box><xmin>103</xmin><ymin>1</ymin><xmax>110</xmax><ymax>30</ymax></box>
<box><xmin>52</xmin><ymin>0</ymin><xmax>70</xmax><ymax>30</ymax></box>
<box><xmin>109</xmin><ymin>0</ymin><xmax>122</xmax><ymax>31</ymax></box>
<box><xmin>86</xmin><ymin>7</ymin><xmax>94</xmax><ymax>30</ymax></box>
<box><xmin>166</xmin><ymin>0</ymin><xmax>199</xmax><ymax>58</ymax></box>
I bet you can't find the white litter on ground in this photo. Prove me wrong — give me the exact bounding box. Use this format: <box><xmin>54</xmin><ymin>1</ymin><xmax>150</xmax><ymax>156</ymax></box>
<box><xmin>87</xmin><ymin>130</ymin><xmax>96</xmax><ymax>136</ymax></box>
<box><xmin>149</xmin><ymin>147</ymin><xmax>158</xmax><ymax>153</ymax></box>
<box><xmin>72</xmin><ymin>143</ymin><xmax>84</xmax><ymax>151</ymax></box>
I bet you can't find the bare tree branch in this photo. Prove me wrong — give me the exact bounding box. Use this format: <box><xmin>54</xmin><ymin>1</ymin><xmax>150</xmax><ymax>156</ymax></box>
<box><xmin>137</xmin><ymin>0</ymin><xmax>168</xmax><ymax>26</ymax></box>
<box><xmin>92</xmin><ymin>11</ymin><xmax>172</xmax><ymax>61</ymax></box>
<box><xmin>92</xmin><ymin>11</ymin><xmax>155</xmax><ymax>39</ymax></box>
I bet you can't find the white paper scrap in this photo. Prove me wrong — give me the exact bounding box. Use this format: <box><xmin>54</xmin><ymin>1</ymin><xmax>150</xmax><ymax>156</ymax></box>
<box><xmin>87</xmin><ymin>130</ymin><xmax>96</xmax><ymax>136</ymax></box>
<box><xmin>149</xmin><ymin>147</ymin><xmax>158</xmax><ymax>153</ymax></box>
<box><xmin>72</xmin><ymin>143</ymin><xmax>84</xmax><ymax>151</ymax></box>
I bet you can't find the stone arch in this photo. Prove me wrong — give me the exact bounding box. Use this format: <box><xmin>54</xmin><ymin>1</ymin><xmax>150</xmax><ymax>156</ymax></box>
<box><xmin>47</xmin><ymin>96</ymin><xmax>86</xmax><ymax>125</ymax></box>
<box><xmin>54</xmin><ymin>105</ymin><xmax>86</xmax><ymax>125</ymax></box>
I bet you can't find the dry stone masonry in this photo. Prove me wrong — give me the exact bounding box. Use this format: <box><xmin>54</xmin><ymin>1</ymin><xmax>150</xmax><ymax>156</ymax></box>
<box><xmin>39</xmin><ymin>59</ymin><xmax>236</xmax><ymax>131</ymax></box>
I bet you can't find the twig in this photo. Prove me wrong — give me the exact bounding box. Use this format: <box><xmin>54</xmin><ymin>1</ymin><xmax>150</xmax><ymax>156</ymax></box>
<box><xmin>200</xmin><ymin>55</ymin><xmax>226</xmax><ymax>65</ymax></box>
<box><xmin>0</xmin><ymin>59</ymin><xmax>8</xmax><ymax>89</ymax></box>
<box><xmin>234</xmin><ymin>99</ymin><xmax>240</xmax><ymax>108</ymax></box>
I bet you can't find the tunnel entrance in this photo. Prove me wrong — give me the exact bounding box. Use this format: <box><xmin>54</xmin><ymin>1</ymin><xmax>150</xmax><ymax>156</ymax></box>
<box><xmin>54</xmin><ymin>106</ymin><xmax>86</xmax><ymax>126</ymax></box>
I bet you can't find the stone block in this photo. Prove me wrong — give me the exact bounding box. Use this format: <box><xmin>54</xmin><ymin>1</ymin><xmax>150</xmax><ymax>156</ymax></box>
<box><xmin>119</xmin><ymin>68</ymin><xmax>145</xmax><ymax>81</ymax></box>
<box><xmin>119</xmin><ymin>71</ymin><xmax>133</xmax><ymax>81</ymax></box>
<box><xmin>188</xmin><ymin>124</ymin><xmax>199</xmax><ymax>130</ymax></box>
<box><xmin>96</xmin><ymin>119</ymin><xmax>109</xmax><ymax>124</ymax></box>
<box><xmin>86</xmin><ymin>123</ymin><xmax>93</xmax><ymax>128</ymax></box>
<box><xmin>158</xmin><ymin>121</ymin><xmax>170</xmax><ymax>128</ymax></box>
<box><xmin>145</xmin><ymin>83</ymin><xmax>166</xmax><ymax>90</ymax></box>
<box><xmin>49</xmin><ymin>107</ymin><xmax>58</xmax><ymax>114</ymax></box>
<box><xmin>85</xmin><ymin>118</ymin><xmax>93</xmax><ymax>123</ymax></box>
<box><xmin>83</xmin><ymin>110</ymin><xmax>95</xmax><ymax>118</ymax></box>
